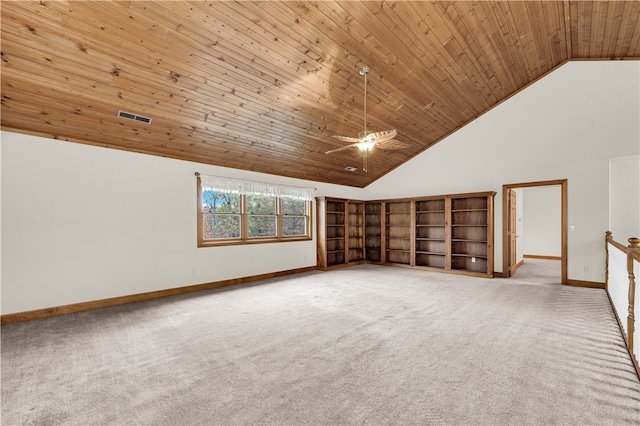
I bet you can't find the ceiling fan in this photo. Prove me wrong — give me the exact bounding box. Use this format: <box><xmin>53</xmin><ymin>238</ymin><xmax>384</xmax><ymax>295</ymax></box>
<box><xmin>326</xmin><ymin>65</ymin><xmax>411</xmax><ymax>172</ymax></box>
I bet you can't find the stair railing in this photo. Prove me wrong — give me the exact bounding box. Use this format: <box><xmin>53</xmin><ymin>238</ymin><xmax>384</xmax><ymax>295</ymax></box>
<box><xmin>605</xmin><ymin>232</ymin><xmax>640</xmax><ymax>377</ymax></box>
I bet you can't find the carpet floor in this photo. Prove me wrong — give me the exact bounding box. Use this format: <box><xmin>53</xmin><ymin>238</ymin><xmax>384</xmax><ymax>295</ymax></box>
<box><xmin>511</xmin><ymin>258</ymin><xmax>561</xmax><ymax>284</ymax></box>
<box><xmin>2</xmin><ymin>264</ymin><xmax>639</xmax><ymax>425</ymax></box>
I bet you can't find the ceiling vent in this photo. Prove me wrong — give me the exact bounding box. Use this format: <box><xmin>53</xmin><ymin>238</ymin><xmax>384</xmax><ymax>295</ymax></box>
<box><xmin>117</xmin><ymin>110</ymin><xmax>152</xmax><ymax>124</ymax></box>
<box><xmin>344</xmin><ymin>166</ymin><xmax>358</xmax><ymax>172</ymax></box>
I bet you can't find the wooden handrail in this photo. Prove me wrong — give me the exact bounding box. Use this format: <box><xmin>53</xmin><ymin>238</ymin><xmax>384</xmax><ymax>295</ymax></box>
<box><xmin>606</xmin><ymin>231</ymin><xmax>630</xmax><ymax>253</ymax></box>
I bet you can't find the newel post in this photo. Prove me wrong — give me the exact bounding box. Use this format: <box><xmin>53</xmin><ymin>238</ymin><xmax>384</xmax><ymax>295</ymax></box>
<box><xmin>627</xmin><ymin>237</ymin><xmax>640</xmax><ymax>353</ymax></box>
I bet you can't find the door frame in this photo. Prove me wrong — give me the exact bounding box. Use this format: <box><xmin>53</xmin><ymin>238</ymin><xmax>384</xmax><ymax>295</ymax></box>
<box><xmin>508</xmin><ymin>189</ymin><xmax>518</xmax><ymax>273</ymax></box>
<box><xmin>502</xmin><ymin>179</ymin><xmax>568</xmax><ymax>284</ymax></box>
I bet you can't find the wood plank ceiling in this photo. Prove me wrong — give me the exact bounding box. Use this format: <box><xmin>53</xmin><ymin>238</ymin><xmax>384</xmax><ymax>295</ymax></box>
<box><xmin>2</xmin><ymin>1</ymin><xmax>639</xmax><ymax>187</ymax></box>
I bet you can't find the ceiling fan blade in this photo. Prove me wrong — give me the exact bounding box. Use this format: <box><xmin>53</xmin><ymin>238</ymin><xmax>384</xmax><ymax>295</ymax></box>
<box><xmin>376</xmin><ymin>139</ymin><xmax>413</xmax><ymax>150</ymax></box>
<box><xmin>331</xmin><ymin>135</ymin><xmax>361</xmax><ymax>143</ymax></box>
<box><xmin>369</xmin><ymin>129</ymin><xmax>397</xmax><ymax>143</ymax></box>
<box><xmin>325</xmin><ymin>142</ymin><xmax>362</xmax><ymax>154</ymax></box>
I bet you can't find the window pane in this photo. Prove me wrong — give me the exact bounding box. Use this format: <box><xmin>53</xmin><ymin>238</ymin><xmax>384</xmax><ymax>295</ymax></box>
<box><xmin>202</xmin><ymin>191</ymin><xmax>241</xmax><ymax>213</ymax></box>
<box><xmin>246</xmin><ymin>194</ymin><xmax>277</xmax><ymax>215</ymax></box>
<box><xmin>283</xmin><ymin>216</ymin><xmax>307</xmax><ymax>236</ymax></box>
<box><xmin>281</xmin><ymin>197</ymin><xmax>306</xmax><ymax>215</ymax></box>
<box><xmin>248</xmin><ymin>215</ymin><xmax>277</xmax><ymax>237</ymax></box>
<box><xmin>203</xmin><ymin>214</ymin><xmax>241</xmax><ymax>239</ymax></box>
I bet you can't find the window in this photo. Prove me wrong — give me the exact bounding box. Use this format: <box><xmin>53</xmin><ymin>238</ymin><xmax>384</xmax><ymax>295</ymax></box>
<box><xmin>202</xmin><ymin>191</ymin><xmax>241</xmax><ymax>240</ymax></box>
<box><xmin>246</xmin><ymin>194</ymin><xmax>277</xmax><ymax>238</ymax></box>
<box><xmin>282</xmin><ymin>197</ymin><xmax>308</xmax><ymax>237</ymax></box>
<box><xmin>197</xmin><ymin>175</ymin><xmax>313</xmax><ymax>246</ymax></box>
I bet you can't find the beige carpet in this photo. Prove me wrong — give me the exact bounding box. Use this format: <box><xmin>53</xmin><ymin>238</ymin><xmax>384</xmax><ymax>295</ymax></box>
<box><xmin>2</xmin><ymin>264</ymin><xmax>639</xmax><ymax>425</ymax></box>
<box><xmin>510</xmin><ymin>258</ymin><xmax>562</xmax><ymax>285</ymax></box>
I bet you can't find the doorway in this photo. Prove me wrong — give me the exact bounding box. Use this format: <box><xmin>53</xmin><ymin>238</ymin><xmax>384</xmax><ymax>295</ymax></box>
<box><xmin>502</xmin><ymin>179</ymin><xmax>568</xmax><ymax>284</ymax></box>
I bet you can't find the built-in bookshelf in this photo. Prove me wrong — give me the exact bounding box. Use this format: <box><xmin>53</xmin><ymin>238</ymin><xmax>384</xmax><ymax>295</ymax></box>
<box><xmin>450</xmin><ymin>196</ymin><xmax>489</xmax><ymax>274</ymax></box>
<box><xmin>385</xmin><ymin>201</ymin><xmax>412</xmax><ymax>265</ymax></box>
<box><xmin>317</xmin><ymin>197</ymin><xmax>367</xmax><ymax>269</ymax></box>
<box><xmin>364</xmin><ymin>202</ymin><xmax>382</xmax><ymax>262</ymax></box>
<box><xmin>415</xmin><ymin>198</ymin><xmax>448</xmax><ymax>269</ymax></box>
<box><xmin>347</xmin><ymin>202</ymin><xmax>365</xmax><ymax>262</ymax></box>
<box><xmin>316</xmin><ymin>198</ymin><xmax>346</xmax><ymax>268</ymax></box>
<box><xmin>316</xmin><ymin>192</ymin><xmax>495</xmax><ymax>277</ymax></box>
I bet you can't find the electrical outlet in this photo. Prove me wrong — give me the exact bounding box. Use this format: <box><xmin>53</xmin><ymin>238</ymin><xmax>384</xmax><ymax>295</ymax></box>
<box><xmin>471</xmin><ymin>257</ymin><xmax>476</xmax><ymax>263</ymax></box>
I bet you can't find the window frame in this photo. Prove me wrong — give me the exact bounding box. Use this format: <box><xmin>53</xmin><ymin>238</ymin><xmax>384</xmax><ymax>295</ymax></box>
<box><xmin>197</xmin><ymin>177</ymin><xmax>313</xmax><ymax>247</ymax></box>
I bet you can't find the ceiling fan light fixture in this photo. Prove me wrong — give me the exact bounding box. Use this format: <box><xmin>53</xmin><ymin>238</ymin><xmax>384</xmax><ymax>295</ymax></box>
<box><xmin>326</xmin><ymin>66</ymin><xmax>408</xmax><ymax>172</ymax></box>
<box><xmin>358</xmin><ymin>140</ymin><xmax>376</xmax><ymax>152</ymax></box>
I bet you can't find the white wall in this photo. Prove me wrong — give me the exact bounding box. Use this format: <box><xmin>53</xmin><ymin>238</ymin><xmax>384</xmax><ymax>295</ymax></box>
<box><xmin>0</xmin><ymin>132</ymin><xmax>364</xmax><ymax>314</ymax></box>
<box><xmin>609</xmin><ymin>155</ymin><xmax>640</xmax><ymax>242</ymax></box>
<box><xmin>522</xmin><ymin>186</ymin><xmax>562</xmax><ymax>257</ymax></box>
<box><xmin>364</xmin><ymin>61</ymin><xmax>640</xmax><ymax>282</ymax></box>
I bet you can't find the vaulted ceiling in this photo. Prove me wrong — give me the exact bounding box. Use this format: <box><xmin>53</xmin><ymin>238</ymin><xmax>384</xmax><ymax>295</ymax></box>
<box><xmin>2</xmin><ymin>1</ymin><xmax>639</xmax><ymax>187</ymax></box>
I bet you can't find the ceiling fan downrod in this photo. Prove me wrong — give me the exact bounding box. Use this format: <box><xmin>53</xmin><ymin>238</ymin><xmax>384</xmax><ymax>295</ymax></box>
<box><xmin>360</xmin><ymin>65</ymin><xmax>370</xmax><ymax>137</ymax></box>
<box><xmin>360</xmin><ymin>65</ymin><xmax>370</xmax><ymax>172</ymax></box>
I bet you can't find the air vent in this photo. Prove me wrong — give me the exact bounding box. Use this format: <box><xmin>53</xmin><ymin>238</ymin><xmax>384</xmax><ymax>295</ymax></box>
<box><xmin>344</xmin><ymin>166</ymin><xmax>357</xmax><ymax>172</ymax></box>
<box><xmin>117</xmin><ymin>110</ymin><xmax>152</xmax><ymax>124</ymax></box>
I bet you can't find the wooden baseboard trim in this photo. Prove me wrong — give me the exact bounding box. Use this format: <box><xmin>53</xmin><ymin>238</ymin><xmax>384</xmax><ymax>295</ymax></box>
<box><xmin>1</xmin><ymin>266</ymin><xmax>318</xmax><ymax>325</ymax></box>
<box><xmin>523</xmin><ymin>254</ymin><xmax>562</xmax><ymax>261</ymax></box>
<box><xmin>514</xmin><ymin>259</ymin><xmax>524</xmax><ymax>270</ymax></box>
<box><xmin>565</xmin><ymin>279</ymin><xmax>605</xmax><ymax>289</ymax></box>
<box><xmin>493</xmin><ymin>260</ymin><xmax>523</xmax><ymax>278</ymax></box>
<box><xmin>317</xmin><ymin>260</ymin><xmax>367</xmax><ymax>271</ymax></box>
